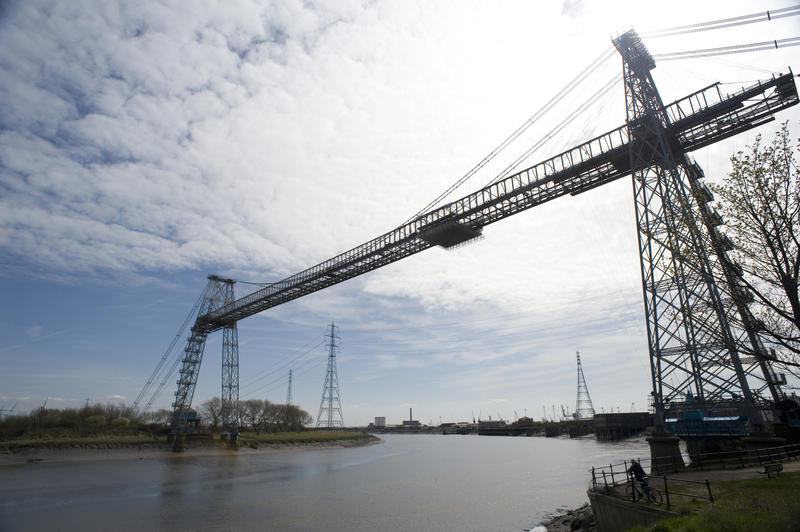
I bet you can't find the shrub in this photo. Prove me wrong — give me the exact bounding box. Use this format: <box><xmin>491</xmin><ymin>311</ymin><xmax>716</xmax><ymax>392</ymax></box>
<box><xmin>86</xmin><ymin>415</ymin><xmax>106</xmax><ymax>428</ymax></box>
<box><xmin>112</xmin><ymin>417</ymin><xmax>130</xmax><ymax>427</ymax></box>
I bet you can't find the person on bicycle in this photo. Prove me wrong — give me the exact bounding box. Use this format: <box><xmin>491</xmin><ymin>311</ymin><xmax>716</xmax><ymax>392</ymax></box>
<box><xmin>628</xmin><ymin>458</ymin><xmax>655</xmax><ymax>503</ymax></box>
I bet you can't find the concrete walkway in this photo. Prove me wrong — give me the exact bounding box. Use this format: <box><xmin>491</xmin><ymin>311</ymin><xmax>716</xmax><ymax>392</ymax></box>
<box><xmin>660</xmin><ymin>458</ymin><xmax>800</xmax><ymax>483</ymax></box>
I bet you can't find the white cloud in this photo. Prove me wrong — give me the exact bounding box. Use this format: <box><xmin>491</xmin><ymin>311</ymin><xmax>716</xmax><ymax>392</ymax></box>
<box><xmin>1</xmin><ymin>0</ymin><xmax>799</xmax><ymax>424</ymax></box>
<box><xmin>105</xmin><ymin>394</ymin><xmax>126</xmax><ymax>401</ymax></box>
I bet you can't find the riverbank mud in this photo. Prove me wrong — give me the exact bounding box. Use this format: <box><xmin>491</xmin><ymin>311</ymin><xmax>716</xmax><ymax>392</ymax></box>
<box><xmin>0</xmin><ymin>434</ymin><xmax>382</xmax><ymax>466</ymax></box>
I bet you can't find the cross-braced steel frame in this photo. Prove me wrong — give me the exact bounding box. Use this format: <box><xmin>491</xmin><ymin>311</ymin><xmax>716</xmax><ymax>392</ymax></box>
<box><xmin>575</xmin><ymin>352</ymin><xmax>596</xmax><ymax>419</ymax></box>
<box><xmin>171</xmin><ymin>276</ymin><xmax>238</xmax><ymax>431</ymax></box>
<box><xmin>613</xmin><ymin>31</ymin><xmax>783</xmax><ymax>428</ymax></box>
<box><xmin>316</xmin><ymin>323</ymin><xmax>344</xmax><ymax>428</ymax></box>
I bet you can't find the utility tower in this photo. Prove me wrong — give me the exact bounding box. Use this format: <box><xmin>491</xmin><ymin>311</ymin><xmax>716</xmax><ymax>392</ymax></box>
<box><xmin>575</xmin><ymin>352</ymin><xmax>596</xmax><ymax>419</ymax></box>
<box><xmin>613</xmin><ymin>31</ymin><xmax>783</xmax><ymax>429</ymax></box>
<box><xmin>286</xmin><ymin>369</ymin><xmax>293</xmax><ymax>406</ymax></box>
<box><xmin>316</xmin><ymin>323</ymin><xmax>344</xmax><ymax>428</ymax></box>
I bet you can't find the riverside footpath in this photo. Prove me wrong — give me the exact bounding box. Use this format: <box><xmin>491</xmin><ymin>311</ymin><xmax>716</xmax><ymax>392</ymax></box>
<box><xmin>585</xmin><ymin>443</ymin><xmax>800</xmax><ymax>531</ymax></box>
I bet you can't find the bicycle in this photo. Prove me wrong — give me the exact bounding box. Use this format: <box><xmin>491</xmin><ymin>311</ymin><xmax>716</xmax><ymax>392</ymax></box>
<box><xmin>625</xmin><ymin>476</ymin><xmax>663</xmax><ymax>505</ymax></box>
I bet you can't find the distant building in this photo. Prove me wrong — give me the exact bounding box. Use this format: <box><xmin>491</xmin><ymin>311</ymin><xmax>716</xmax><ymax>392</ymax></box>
<box><xmin>374</xmin><ymin>416</ymin><xmax>386</xmax><ymax>427</ymax></box>
<box><xmin>402</xmin><ymin>407</ymin><xmax>420</xmax><ymax>427</ymax></box>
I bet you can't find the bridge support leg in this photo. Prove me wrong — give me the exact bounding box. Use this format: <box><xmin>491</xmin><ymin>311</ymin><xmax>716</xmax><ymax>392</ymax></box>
<box><xmin>647</xmin><ymin>432</ymin><xmax>684</xmax><ymax>475</ymax></box>
<box><xmin>171</xmin><ymin>432</ymin><xmax>186</xmax><ymax>453</ymax></box>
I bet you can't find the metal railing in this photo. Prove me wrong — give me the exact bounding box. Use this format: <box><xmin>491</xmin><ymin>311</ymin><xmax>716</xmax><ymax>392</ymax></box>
<box><xmin>589</xmin><ymin>441</ymin><xmax>800</xmax><ymax>507</ymax></box>
<box><xmin>589</xmin><ymin>460</ymin><xmax>714</xmax><ymax>507</ymax></box>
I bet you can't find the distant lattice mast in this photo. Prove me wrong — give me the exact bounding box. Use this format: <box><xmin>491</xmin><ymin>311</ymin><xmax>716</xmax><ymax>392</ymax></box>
<box><xmin>316</xmin><ymin>323</ymin><xmax>344</xmax><ymax>428</ymax></box>
<box><xmin>286</xmin><ymin>369</ymin><xmax>293</xmax><ymax>406</ymax></box>
<box><xmin>574</xmin><ymin>351</ymin><xmax>596</xmax><ymax>419</ymax></box>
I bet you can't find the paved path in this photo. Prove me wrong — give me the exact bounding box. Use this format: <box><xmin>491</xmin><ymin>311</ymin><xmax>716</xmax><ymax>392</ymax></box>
<box><xmin>662</xmin><ymin>458</ymin><xmax>800</xmax><ymax>482</ymax></box>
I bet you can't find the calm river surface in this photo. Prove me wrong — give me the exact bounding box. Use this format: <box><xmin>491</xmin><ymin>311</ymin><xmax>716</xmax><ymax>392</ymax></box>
<box><xmin>1</xmin><ymin>434</ymin><xmax>649</xmax><ymax>531</ymax></box>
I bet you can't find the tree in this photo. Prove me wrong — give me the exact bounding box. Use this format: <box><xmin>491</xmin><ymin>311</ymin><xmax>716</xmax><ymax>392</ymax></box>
<box><xmin>240</xmin><ymin>399</ymin><xmax>263</xmax><ymax>431</ymax></box>
<box><xmin>712</xmin><ymin>122</ymin><xmax>800</xmax><ymax>368</ymax></box>
<box><xmin>200</xmin><ymin>397</ymin><xmax>222</xmax><ymax>430</ymax></box>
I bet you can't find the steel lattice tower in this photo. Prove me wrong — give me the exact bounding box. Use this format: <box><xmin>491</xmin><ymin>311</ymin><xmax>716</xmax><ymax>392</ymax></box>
<box><xmin>286</xmin><ymin>369</ymin><xmax>293</xmax><ymax>406</ymax></box>
<box><xmin>575</xmin><ymin>352</ymin><xmax>596</xmax><ymax>419</ymax></box>
<box><xmin>171</xmin><ymin>276</ymin><xmax>239</xmax><ymax>433</ymax></box>
<box><xmin>613</xmin><ymin>31</ymin><xmax>781</xmax><ymax>429</ymax></box>
<box><xmin>220</xmin><ymin>312</ymin><xmax>239</xmax><ymax>430</ymax></box>
<box><xmin>316</xmin><ymin>323</ymin><xmax>344</xmax><ymax>428</ymax></box>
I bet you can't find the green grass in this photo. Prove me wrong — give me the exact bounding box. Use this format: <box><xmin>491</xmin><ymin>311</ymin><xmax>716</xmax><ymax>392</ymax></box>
<box><xmin>628</xmin><ymin>472</ymin><xmax>800</xmax><ymax>531</ymax></box>
<box><xmin>239</xmin><ymin>430</ymin><xmax>373</xmax><ymax>444</ymax></box>
<box><xmin>1</xmin><ymin>428</ymin><xmax>374</xmax><ymax>451</ymax></box>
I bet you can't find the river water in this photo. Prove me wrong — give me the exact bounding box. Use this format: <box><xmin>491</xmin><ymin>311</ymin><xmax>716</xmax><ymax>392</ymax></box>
<box><xmin>1</xmin><ymin>434</ymin><xmax>649</xmax><ymax>531</ymax></box>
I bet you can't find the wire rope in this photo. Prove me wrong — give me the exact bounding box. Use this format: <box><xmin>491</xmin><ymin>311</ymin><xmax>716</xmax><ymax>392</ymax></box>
<box><xmin>642</xmin><ymin>5</ymin><xmax>800</xmax><ymax>39</ymax></box>
<box><xmin>654</xmin><ymin>37</ymin><xmax>800</xmax><ymax>61</ymax></box>
<box><xmin>131</xmin><ymin>285</ymin><xmax>208</xmax><ymax>412</ymax></box>
<box><xmin>486</xmin><ymin>74</ymin><xmax>621</xmax><ymax>186</ymax></box>
<box><xmin>402</xmin><ymin>47</ymin><xmax>616</xmax><ymax>223</ymax></box>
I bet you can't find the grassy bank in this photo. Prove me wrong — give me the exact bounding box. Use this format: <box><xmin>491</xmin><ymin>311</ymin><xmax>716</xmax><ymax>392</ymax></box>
<box><xmin>239</xmin><ymin>430</ymin><xmax>374</xmax><ymax>444</ymax></box>
<box><xmin>630</xmin><ymin>472</ymin><xmax>800</xmax><ymax>531</ymax></box>
<box><xmin>1</xmin><ymin>429</ymin><xmax>375</xmax><ymax>453</ymax></box>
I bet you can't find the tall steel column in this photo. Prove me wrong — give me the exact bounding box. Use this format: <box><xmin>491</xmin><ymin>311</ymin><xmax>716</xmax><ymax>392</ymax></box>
<box><xmin>171</xmin><ymin>276</ymin><xmax>236</xmax><ymax>433</ymax></box>
<box><xmin>316</xmin><ymin>323</ymin><xmax>344</xmax><ymax>428</ymax></box>
<box><xmin>221</xmin><ymin>329</ymin><xmax>239</xmax><ymax>430</ymax></box>
<box><xmin>219</xmin><ymin>277</ymin><xmax>239</xmax><ymax>431</ymax></box>
<box><xmin>613</xmin><ymin>31</ymin><xmax>776</xmax><ymax>429</ymax></box>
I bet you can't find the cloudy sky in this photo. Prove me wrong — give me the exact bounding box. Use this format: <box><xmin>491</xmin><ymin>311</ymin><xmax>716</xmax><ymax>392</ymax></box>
<box><xmin>1</xmin><ymin>0</ymin><xmax>799</xmax><ymax>425</ymax></box>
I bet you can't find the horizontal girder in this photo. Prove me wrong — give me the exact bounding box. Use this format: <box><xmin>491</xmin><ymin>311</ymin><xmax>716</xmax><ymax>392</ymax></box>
<box><xmin>198</xmin><ymin>72</ymin><xmax>797</xmax><ymax>332</ymax></box>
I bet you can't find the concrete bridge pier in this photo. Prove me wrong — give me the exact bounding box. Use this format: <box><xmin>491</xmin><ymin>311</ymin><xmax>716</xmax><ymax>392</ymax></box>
<box><xmin>647</xmin><ymin>432</ymin><xmax>685</xmax><ymax>474</ymax></box>
<box><xmin>171</xmin><ymin>432</ymin><xmax>186</xmax><ymax>452</ymax></box>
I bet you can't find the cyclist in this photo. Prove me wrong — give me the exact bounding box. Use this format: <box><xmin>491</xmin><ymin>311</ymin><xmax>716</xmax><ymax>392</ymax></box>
<box><xmin>627</xmin><ymin>458</ymin><xmax>656</xmax><ymax>503</ymax></box>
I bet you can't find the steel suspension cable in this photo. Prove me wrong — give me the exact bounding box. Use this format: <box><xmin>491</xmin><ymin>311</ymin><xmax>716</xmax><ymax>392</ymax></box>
<box><xmin>131</xmin><ymin>287</ymin><xmax>207</xmax><ymax>412</ymax></box>
<box><xmin>487</xmin><ymin>74</ymin><xmax>621</xmax><ymax>186</ymax></box>
<box><xmin>140</xmin><ymin>350</ymin><xmax>185</xmax><ymax>413</ymax></box>
<box><xmin>642</xmin><ymin>5</ymin><xmax>800</xmax><ymax>39</ymax></box>
<box><xmin>403</xmin><ymin>46</ymin><xmax>616</xmax><ymax>224</ymax></box>
<box><xmin>654</xmin><ymin>36</ymin><xmax>800</xmax><ymax>61</ymax></box>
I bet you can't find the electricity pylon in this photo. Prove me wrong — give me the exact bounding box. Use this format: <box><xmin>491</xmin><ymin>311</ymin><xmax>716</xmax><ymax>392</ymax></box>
<box><xmin>575</xmin><ymin>351</ymin><xmax>596</xmax><ymax>419</ymax></box>
<box><xmin>316</xmin><ymin>323</ymin><xmax>344</xmax><ymax>428</ymax></box>
<box><xmin>286</xmin><ymin>369</ymin><xmax>293</xmax><ymax>406</ymax></box>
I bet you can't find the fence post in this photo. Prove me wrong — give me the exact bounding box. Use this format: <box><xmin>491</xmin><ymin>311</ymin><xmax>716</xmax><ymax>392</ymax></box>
<box><xmin>706</xmin><ymin>480</ymin><xmax>713</xmax><ymax>503</ymax></box>
<box><xmin>591</xmin><ymin>467</ymin><xmax>596</xmax><ymax>491</ymax></box>
<box><xmin>663</xmin><ymin>476</ymin><xmax>670</xmax><ymax>507</ymax></box>
<box><xmin>610</xmin><ymin>464</ymin><xmax>615</xmax><ymax>485</ymax></box>
<box><xmin>602</xmin><ymin>470</ymin><xmax>608</xmax><ymax>491</ymax></box>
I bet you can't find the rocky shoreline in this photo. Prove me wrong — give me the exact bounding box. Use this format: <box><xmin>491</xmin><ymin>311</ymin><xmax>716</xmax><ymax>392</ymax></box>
<box><xmin>533</xmin><ymin>503</ymin><xmax>596</xmax><ymax>532</ymax></box>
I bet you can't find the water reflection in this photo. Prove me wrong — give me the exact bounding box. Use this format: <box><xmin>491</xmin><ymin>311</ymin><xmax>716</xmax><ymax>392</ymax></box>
<box><xmin>0</xmin><ymin>434</ymin><xmax>649</xmax><ymax>532</ymax></box>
